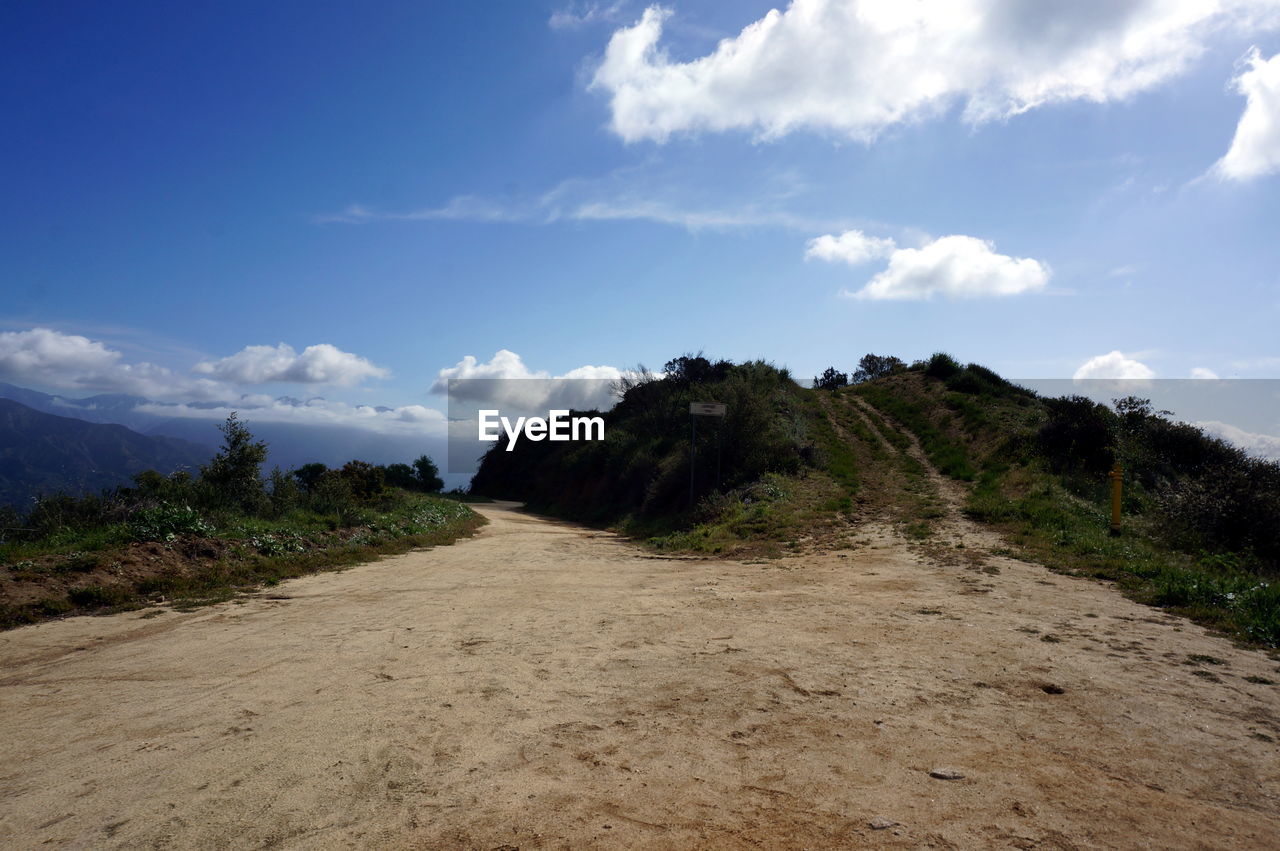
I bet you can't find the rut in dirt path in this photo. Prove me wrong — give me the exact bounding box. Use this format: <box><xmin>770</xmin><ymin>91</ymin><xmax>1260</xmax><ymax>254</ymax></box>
<box><xmin>819</xmin><ymin>389</ymin><xmax>972</xmax><ymax>548</ymax></box>
<box><xmin>848</xmin><ymin>390</ymin><xmax>1000</xmax><ymax>547</ymax></box>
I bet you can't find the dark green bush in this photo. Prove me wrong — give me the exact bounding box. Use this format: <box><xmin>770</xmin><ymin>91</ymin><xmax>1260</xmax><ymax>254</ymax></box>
<box><xmin>923</xmin><ymin>352</ymin><xmax>963</xmax><ymax>380</ymax></box>
<box><xmin>852</xmin><ymin>353</ymin><xmax>905</xmax><ymax>383</ymax></box>
<box><xmin>471</xmin><ymin>357</ymin><xmax>810</xmax><ymax>524</ymax></box>
<box><xmin>339</xmin><ymin>460</ymin><xmax>386</xmax><ymax>501</ymax></box>
<box><xmin>1038</xmin><ymin>395</ymin><xmax>1115</xmax><ymax>478</ymax></box>
<box><xmin>813</xmin><ymin>367</ymin><xmax>848</xmax><ymax>390</ymax></box>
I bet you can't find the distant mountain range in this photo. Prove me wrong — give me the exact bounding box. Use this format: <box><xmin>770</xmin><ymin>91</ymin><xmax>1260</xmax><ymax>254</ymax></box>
<box><xmin>0</xmin><ymin>398</ymin><xmax>213</xmax><ymax>507</ymax></box>
<box><xmin>0</xmin><ymin>383</ymin><xmax>457</xmax><ymax>503</ymax></box>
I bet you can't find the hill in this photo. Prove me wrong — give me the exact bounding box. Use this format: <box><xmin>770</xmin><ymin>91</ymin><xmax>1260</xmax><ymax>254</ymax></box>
<box><xmin>472</xmin><ymin>353</ymin><xmax>1280</xmax><ymax>646</ymax></box>
<box><xmin>0</xmin><ymin>398</ymin><xmax>212</xmax><ymax>507</ymax></box>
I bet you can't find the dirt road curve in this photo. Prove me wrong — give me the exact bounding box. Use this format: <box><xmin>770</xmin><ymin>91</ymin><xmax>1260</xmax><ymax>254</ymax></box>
<box><xmin>2</xmin><ymin>502</ymin><xmax>1278</xmax><ymax>849</ymax></box>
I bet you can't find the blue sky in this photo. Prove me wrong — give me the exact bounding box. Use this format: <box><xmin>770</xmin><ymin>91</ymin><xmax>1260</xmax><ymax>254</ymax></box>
<box><xmin>2</xmin><ymin>0</ymin><xmax>1280</xmax><ymax>440</ymax></box>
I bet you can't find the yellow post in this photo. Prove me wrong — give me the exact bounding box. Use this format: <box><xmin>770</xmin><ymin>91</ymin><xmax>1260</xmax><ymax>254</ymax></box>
<box><xmin>1108</xmin><ymin>462</ymin><xmax>1124</xmax><ymax>535</ymax></box>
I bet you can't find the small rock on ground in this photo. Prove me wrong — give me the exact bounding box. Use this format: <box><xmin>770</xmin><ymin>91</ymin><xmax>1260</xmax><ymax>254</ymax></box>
<box><xmin>929</xmin><ymin>767</ymin><xmax>965</xmax><ymax>780</ymax></box>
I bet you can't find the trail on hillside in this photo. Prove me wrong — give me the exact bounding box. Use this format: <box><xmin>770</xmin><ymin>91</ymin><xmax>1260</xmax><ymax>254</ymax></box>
<box><xmin>2</xmin><ymin>496</ymin><xmax>1278</xmax><ymax>848</ymax></box>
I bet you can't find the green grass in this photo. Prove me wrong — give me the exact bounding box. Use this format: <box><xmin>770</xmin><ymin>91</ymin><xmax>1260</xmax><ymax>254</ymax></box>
<box><xmin>645</xmin><ymin>471</ymin><xmax>842</xmax><ymax>557</ymax></box>
<box><xmin>855</xmin><ymin>383</ymin><xmax>976</xmax><ymax>481</ymax></box>
<box><xmin>801</xmin><ymin>393</ymin><xmax>859</xmax><ymax>497</ymax></box>
<box><xmin>1</xmin><ymin>494</ymin><xmax>485</xmax><ymax>630</ymax></box>
<box><xmin>967</xmin><ymin>464</ymin><xmax>1280</xmax><ymax>648</ymax></box>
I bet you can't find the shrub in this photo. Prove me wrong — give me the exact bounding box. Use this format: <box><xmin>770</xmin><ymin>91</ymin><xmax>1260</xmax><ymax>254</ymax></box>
<box><xmin>67</xmin><ymin>584</ymin><xmax>132</xmax><ymax>608</ymax></box>
<box><xmin>662</xmin><ymin>353</ymin><xmax>733</xmax><ymax>385</ymax></box>
<box><xmin>471</xmin><ymin>357</ymin><xmax>809</xmax><ymax>522</ymax></box>
<box><xmin>1038</xmin><ymin>395</ymin><xmax>1115</xmax><ymax>477</ymax></box>
<box><xmin>923</xmin><ymin>352</ymin><xmax>963</xmax><ymax>380</ymax></box>
<box><xmin>293</xmin><ymin>463</ymin><xmax>328</xmax><ymax>493</ymax></box>
<box><xmin>852</xmin><ymin>353</ymin><xmax>904</xmax><ymax>383</ymax></box>
<box><xmin>266</xmin><ymin>467</ymin><xmax>303</xmax><ymax>517</ymax></box>
<box><xmin>311</xmin><ymin>470</ymin><xmax>356</xmax><ymax>515</ymax></box>
<box><xmin>199</xmin><ymin>413</ymin><xmax>268</xmax><ymax>514</ymax></box>
<box><xmin>130</xmin><ymin>502</ymin><xmax>213</xmax><ymax>542</ymax></box>
<box><xmin>340</xmin><ymin>460</ymin><xmax>385</xmax><ymax>501</ymax></box>
<box><xmin>813</xmin><ymin>367</ymin><xmax>849</xmax><ymax>390</ymax></box>
<box><xmin>412</xmin><ymin>455</ymin><xmax>444</xmax><ymax>493</ymax></box>
<box><xmin>384</xmin><ymin>463</ymin><xmax>418</xmax><ymax>490</ymax></box>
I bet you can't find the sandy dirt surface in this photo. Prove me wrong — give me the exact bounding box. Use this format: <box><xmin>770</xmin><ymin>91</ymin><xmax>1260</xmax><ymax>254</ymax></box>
<box><xmin>2</xmin><ymin>501</ymin><xmax>1279</xmax><ymax>849</ymax></box>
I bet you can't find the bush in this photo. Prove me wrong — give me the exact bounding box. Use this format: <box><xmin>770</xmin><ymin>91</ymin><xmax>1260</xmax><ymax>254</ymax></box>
<box><xmin>130</xmin><ymin>502</ymin><xmax>213</xmax><ymax>542</ymax></box>
<box><xmin>266</xmin><ymin>467</ymin><xmax>303</xmax><ymax>517</ymax></box>
<box><xmin>813</xmin><ymin>367</ymin><xmax>848</xmax><ymax>391</ymax></box>
<box><xmin>923</xmin><ymin>352</ymin><xmax>963</xmax><ymax>380</ymax></box>
<box><xmin>852</xmin><ymin>353</ymin><xmax>904</xmax><ymax>383</ymax></box>
<box><xmin>384</xmin><ymin>463</ymin><xmax>418</xmax><ymax>490</ymax></box>
<box><xmin>662</xmin><ymin>353</ymin><xmax>733</xmax><ymax>386</ymax></box>
<box><xmin>1157</xmin><ymin>462</ymin><xmax>1280</xmax><ymax>568</ymax></box>
<box><xmin>1038</xmin><ymin>395</ymin><xmax>1115</xmax><ymax>478</ymax></box>
<box><xmin>67</xmin><ymin>584</ymin><xmax>132</xmax><ymax>608</ymax></box>
<box><xmin>340</xmin><ymin>460</ymin><xmax>386</xmax><ymax>501</ymax></box>
<box><xmin>199</xmin><ymin>413</ymin><xmax>268</xmax><ymax>514</ymax></box>
<box><xmin>412</xmin><ymin>455</ymin><xmax>444</xmax><ymax>493</ymax></box>
<box><xmin>294</xmin><ymin>463</ymin><xmax>328</xmax><ymax>493</ymax></box>
<box><xmin>471</xmin><ymin>357</ymin><xmax>810</xmax><ymax>523</ymax></box>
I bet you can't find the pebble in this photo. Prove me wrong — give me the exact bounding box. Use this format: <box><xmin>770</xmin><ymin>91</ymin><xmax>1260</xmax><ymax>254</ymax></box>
<box><xmin>929</xmin><ymin>767</ymin><xmax>965</xmax><ymax>780</ymax></box>
<box><xmin>869</xmin><ymin>817</ymin><xmax>898</xmax><ymax>830</ymax></box>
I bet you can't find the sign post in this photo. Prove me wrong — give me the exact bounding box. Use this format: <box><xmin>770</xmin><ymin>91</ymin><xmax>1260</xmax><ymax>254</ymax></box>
<box><xmin>689</xmin><ymin>402</ymin><xmax>727</xmax><ymax>508</ymax></box>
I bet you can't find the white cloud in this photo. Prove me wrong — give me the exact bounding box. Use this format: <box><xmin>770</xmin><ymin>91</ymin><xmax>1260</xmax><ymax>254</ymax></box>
<box><xmin>566</xmin><ymin>198</ymin><xmax>844</xmax><ymax>231</ymax></box>
<box><xmin>1190</xmin><ymin>366</ymin><xmax>1221</xmax><ymax>379</ymax></box>
<box><xmin>318</xmin><ymin>170</ymin><xmax>862</xmax><ymax>235</ymax></box>
<box><xmin>431</xmin><ymin>349</ymin><xmax>549</xmax><ymax>385</ymax></box>
<box><xmin>1214</xmin><ymin>47</ymin><xmax>1280</xmax><ymax>180</ymax></box>
<box><xmin>1196</xmin><ymin>420</ymin><xmax>1280</xmax><ymax>459</ymax></box>
<box><xmin>805</xmin><ymin>229</ymin><xmax>896</xmax><ymax>266</ymax></box>
<box><xmin>1073</xmin><ymin>350</ymin><xmax>1157</xmax><ymax>380</ymax></box>
<box><xmin>194</xmin><ymin>343</ymin><xmax>388</xmax><ymax>386</ymax></box>
<box><xmin>314</xmin><ymin>196</ymin><xmax>526</xmax><ymax>225</ymax></box>
<box><xmin>0</xmin><ymin>327</ymin><xmax>225</xmax><ymax>399</ymax></box>
<box><xmin>590</xmin><ymin>1</ymin><xmax>1280</xmax><ymax>143</ymax></box>
<box><xmin>136</xmin><ymin>397</ymin><xmax>448</xmax><ymax>437</ymax></box>
<box><xmin>550</xmin><ymin>1</ymin><xmax>627</xmax><ymax>30</ymax></box>
<box><xmin>0</xmin><ymin>327</ymin><xmax>121</xmax><ymax>377</ymax></box>
<box><xmin>841</xmin><ymin>234</ymin><xmax>1049</xmax><ymax>300</ymax></box>
<box><xmin>431</xmin><ymin>350</ymin><xmax>628</xmax><ymax>412</ymax></box>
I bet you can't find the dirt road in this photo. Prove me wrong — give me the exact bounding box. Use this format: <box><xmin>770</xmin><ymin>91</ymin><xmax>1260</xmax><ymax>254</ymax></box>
<box><xmin>2</xmin><ymin>502</ymin><xmax>1278</xmax><ymax>849</ymax></box>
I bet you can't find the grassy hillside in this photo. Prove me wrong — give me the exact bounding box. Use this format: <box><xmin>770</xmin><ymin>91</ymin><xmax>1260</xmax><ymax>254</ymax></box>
<box><xmin>0</xmin><ymin>415</ymin><xmax>482</xmax><ymax>629</ymax></box>
<box><xmin>471</xmin><ymin>357</ymin><xmax>823</xmax><ymax>538</ymax></box>
<box><xmin>843</xmin><ymin>355</ymin><xmax>1280</xmax><ymax>647</ymax></box>
<box><xmin>472</xmin><ymin>352</ymin><xmax>1280</xmax><ymax>647</ymax></box>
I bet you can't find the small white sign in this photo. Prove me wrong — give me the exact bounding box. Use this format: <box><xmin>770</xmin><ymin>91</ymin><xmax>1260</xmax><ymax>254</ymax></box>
<box><xmin>689</xmin><ymin>402</ymin><xmax>726</xmax><ymax>417</ymax></box>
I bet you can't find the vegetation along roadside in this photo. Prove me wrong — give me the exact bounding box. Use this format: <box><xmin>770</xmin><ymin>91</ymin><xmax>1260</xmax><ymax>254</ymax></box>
<box><xmin>0</xmin><ymin>414</ymin><xmax>483</xmax><ymax>629</ymax></box>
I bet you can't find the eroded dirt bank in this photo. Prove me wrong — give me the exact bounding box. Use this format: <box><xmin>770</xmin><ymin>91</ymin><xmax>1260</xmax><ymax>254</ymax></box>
<box><xmin>1</xmin><ymin>502</ymin><xmax>1278</xmax><ymax>848</ymax></box>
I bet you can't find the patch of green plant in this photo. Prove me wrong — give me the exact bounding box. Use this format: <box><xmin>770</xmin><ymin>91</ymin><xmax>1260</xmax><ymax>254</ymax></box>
<box><xmin>967</xmin><ymin>464</ymin><xmax>1280</xmax><ymax>647</ymax></box>
<box><xmin>856</xmin><ymin>382</ymin><xmax>976</xmax><ymax>481</ymax></box>
<box><xmin>1</xmin><ymin>494</ymin><xmax>484</xmax><ymax>630</ymax></box>
<box><xmin>806</xmin><ymin>400</ymin><xmax>858</xmax><ymax>496</ymax></box>
<box><xmin>130</xmin><ymin>502</ymin><xmax>214</xmax><ymax>542</ymax></box>
<box><xmin>645</xmin><ymin>472</ymin><xmax>839</xmax><ymax>555</ymax></box>
<box><xmin>904</xmin><ymin>521</ymin><xmax>933</xmax><ymax>540</ymax></box>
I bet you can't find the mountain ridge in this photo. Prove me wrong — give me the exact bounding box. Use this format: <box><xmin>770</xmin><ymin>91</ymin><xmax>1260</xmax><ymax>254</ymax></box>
<box><xmin>0</xmin><ymin>398</ymin><xmax>212</xmax><ymax>507</ymax></box>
